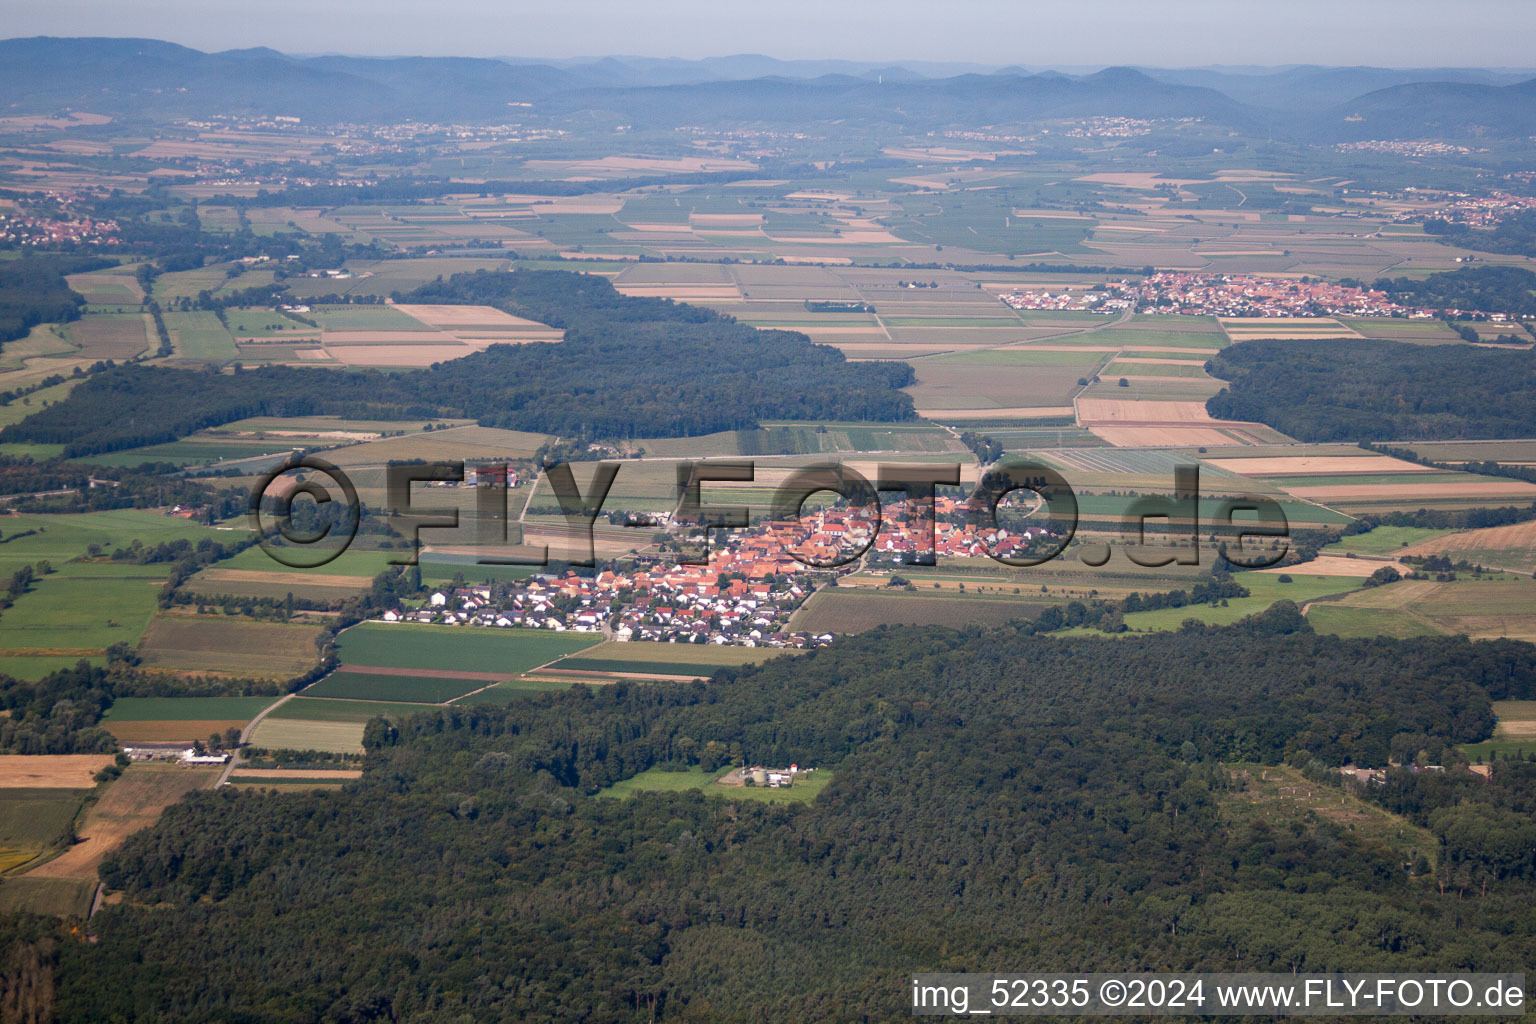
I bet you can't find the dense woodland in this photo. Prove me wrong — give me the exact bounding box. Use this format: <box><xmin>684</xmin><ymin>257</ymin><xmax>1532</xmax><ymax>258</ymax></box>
<box><xmin>1426</xmin><ymin>210</ymin><xmax>1536</xmax><ymax>258</ymax></box>
<box><xmin>1206</xmin><ymin>339</ymin><xmax>1536</xmax><ymax>440</ymax></box>
<box><xmin>1371</xmin><ymin>265</ymin><xmax>1536</xmax><ymax>319</ymax></box>
<box><xmin>0</xmin><ymin>270</ymin><xmax>914</xmax><ymax>455</ymax></box>
<box><xmin>0</xmin><ymin>256</ymin><xmax>106</xmax><ymax>346</ymax></box>
<box><xmin>0</xmin><ymin>617</ymin><xmax>1532</xmax><ymax>1021</ymax></box>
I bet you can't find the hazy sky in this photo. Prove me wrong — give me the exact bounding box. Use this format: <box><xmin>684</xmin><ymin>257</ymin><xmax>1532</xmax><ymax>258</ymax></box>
<box><xmin>2</xmin><ymin>0</ymin><xmax>1533</xmax><ymax>68</ymax></box>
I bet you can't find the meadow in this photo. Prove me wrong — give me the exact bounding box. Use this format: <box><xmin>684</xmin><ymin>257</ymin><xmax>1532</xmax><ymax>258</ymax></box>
<box><xmin>303</xmin><ymin>670</ymin><xmax>493</xmax><ymax>704</ymax></box>
<box><xmin>0</xmin><ymin>788</ymin><xmax>89</xmax><ymax>874</ymax></box>
<box><xmin>1459</xmin><ymin>700</ymin><xmax>1536</xmax><ymax>763</ymax></box>
<box><xmin>601</xmin><ymin>764</ymin><xmax>834</xmax><ymax>804</ymax></box>
<box><xmin>334</xmin><ymin>622</ymin><xmax>603</xmax><ymax>675</ymax></box>
<box><xmin>135</xmin><ymin>615</ymin><xmax>324</xmax><ymax>678</ymax></box>
<box><xmin>791</xmin><ymin>588</ymin><xmax>1044</xmax><ymax>633</ymax></box>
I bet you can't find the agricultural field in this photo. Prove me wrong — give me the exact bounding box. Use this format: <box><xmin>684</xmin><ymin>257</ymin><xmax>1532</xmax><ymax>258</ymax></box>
<box><xmin>135</xmin><ymin>615</ymin><xmax>324</xmax><ymax>678</ymax></box>
<box><xmin>334</xmin><ymin>622</ymin><xmax>603</xmax><ymax>676</ymax></box>
<box><xmin>1308</xmin><ymin>575</ymin><xmax>1536</xmax><ymax>643</ymax></box>
<box><xmin>162</xmin><ymin>310</ymin><xmax>239</xmax><ymax>361</ymax></box>
<box><xmin>790</xmin><ymin>588</ymin><xmax>1044</xmax><ymax>633</ymax></box>
<box><xmin>103</xmin><ymin>695</ymin><xmax>277</xmax><ymax>743</ymax></box>
<box><xmin>1396</xmin><ymin>520</ymin><xmax>1536</xmax><ymax>574</ymax></box>
<box><xmin>905</xmin><ymin>348</ymin><xmax>1110</xmax><ymax>418</ymax></box>
<box><xmin>0</xmin><ymin>788</ymin><xmax>90</xmax><ymax>873</ymax></box>
<box><xmin>62</xmin><ymin>313</ymin><xmax>151</xmax><ymax>360</ymax></box>
<box><xmin>1065</xmin><ymin>572</ymin><xmax>1365</xmax><ymax>635</ymax></box>
<box><xmin>1324</xmin><ymin>526</ymin><xmax>1451</xmax><ymax>556</ymax></box>
<box><xmin>250</xmin><ymin>696</ymin><xmax>448</xmax><ymax>753</ymax></box>
<box><xmin>549</xmin><ymin>640</ymin><xmax>800</xmax><ymax>680</ymax></box>
<box><xmin>1459</xmin><ymin>700</ymin><xmax>1536</xmax><ymax>763</ymax></box>
<box><xmin>303</xmin><ymin>669</ymin><xmax>496</xmax><ymax>704</ymax></box>
<box><xmin>0</xmin><ymin>755</ymin><xmax>114</xmax><ymax>789</ymax></box>
<box><xmin>451</xmin><ymin>678</ymin><xmax>582</xmax><ymax>704</ymax></box>
<box><xmin>23</xmin><ymin>764</ymin><xmax>219</xmax><ymax>892</ymax></box>
<box><xmin>0</xmin><ymin>510</ymin><xmax>226</xmax><ymax>678</ymax></box>
<box><xmin>65</xmin><ymin>265</ymin><xmax>143</xmax><ymax>306</ymax></box>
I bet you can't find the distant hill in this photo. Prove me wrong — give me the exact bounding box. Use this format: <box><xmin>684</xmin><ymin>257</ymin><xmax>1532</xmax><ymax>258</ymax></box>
<box><xmin>1316</xmin><ymin>77</ymin><xmax>1536</xmax><ymax>140</ymax></box>
<box><xmin>1146</xmin><ymin>65</ymin><xmax>1531</xmax><ymax>112</ymax></box>
<box><xmin>0</xmin><ymin>37</ymin><xmax>1533</xmax><ymax>139</ymax></box>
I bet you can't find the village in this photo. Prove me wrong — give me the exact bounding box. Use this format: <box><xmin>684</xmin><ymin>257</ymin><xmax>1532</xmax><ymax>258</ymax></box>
<box><xmin>385</xmin><ymin>494</ymin><xmax>1050</xmax><ymax>647</ymax></box>
<box><xmin>1003</xmin><ymin>271</ymin><xmax>1454</xmax><ymax>318</ymax></box>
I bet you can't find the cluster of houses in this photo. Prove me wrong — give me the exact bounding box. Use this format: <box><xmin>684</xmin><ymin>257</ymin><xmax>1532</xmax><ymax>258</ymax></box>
<box><xmin>382</xmin><ymin>501</ymin><xmax>1052</xmax><ymax>645</ymax></box>
<box><xmin>1413</xmin><ymin>188</ymin><xmax>1536</xmax><ymax>228</ymax></box>
<box><xmin>1002</xmin><ymin>272</ymin><xmax>1458</xmax><ymax>319</ymax></box>
<box><xmin>0</xmin><ymin>208</ymin><xmax>119</xmax><ymax>247</ymax></box>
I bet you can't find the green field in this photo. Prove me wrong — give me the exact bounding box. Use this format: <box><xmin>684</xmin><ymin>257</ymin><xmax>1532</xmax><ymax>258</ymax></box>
<box><xmin>80</xmin><ymin>438</ymin><xmax>298</xmax><ymax>468</ymax></box>
<box><xmin>601</xmin><ymin>764</ymin><xmax>834</xmax><ymax>804</ymax></box>
<box><xmin>792</xmin><ymin>589</ymin><xmax>1044</xmax><ymax>633</ymax></box>
<box><xmin>1459</xmin><ymin>701</ymin><xmax>1536</xmax><ymax>763</ymax></box>
<box><xmin>207</xmin><ymin>545</ymin><xmax>402</xmax><ymax>579</ymax></box>
<box><xmin>268</xmin><ymin>697</ymin><xmax>451</xmax><ymax>722</ymax></box>
<box><xmin>136</xmin><ymin>615</ymin><xmax>324</xmax><ymax>678</ymax></box>
<box><xmin>103</xmin><ymin>697</ymin><xmax>278</xmax><ymax>722</ymax></box>
<box><xmin>223</xmin><ymin>309</ymin><xmax>320</xmax><ymax>338</ymax></box>
<box><xmin>1063</xmin><ymin>573</ymin><xmax>1365</xmax><ymax>635</ymax></box>
<box><xmin>451</xmin><ymin>678</ymin><xmax>583</xmax><ymax>704</ymax></box>
<box><xmin>559</xmin><ymin>641</ymin><xmax>801</xmax><ymax>677</ymax></box>
<box><xmin>163</xmin><ymin>311</ymin><xmax>239</xmax><ymax>361</ymax></box>
<box><xmin>247</xmin><ymin>718</ymin><xmax>366</xmax><ymax>755</ymax></box>
<box><xmin>335</xmin><ymin>622</ymin><xmax>602</xmax><ymax>674</ymax></box>
<box><xmin>1324</xmin><ymin>526</ymin><xmax>1451</xmax><ymax>556</ymax></box>
<box><xmin>0</xmin><ymin>876</ymin><xmax>96</xmax><ymax>917</ymax></box>
<box><xmin>0</xmin><ymin>510</ymin><xmax>227</xmax><ymax>677</ymax></box>
<box><xmin>303</xmin><ymin>670</ymin><xmax>490</xmax><ymax>704</ymax></box>
<box><xmin>1304</xmin><ymin>604</ymin><xmax>1444</xmax><ymax>639</ymax></box>
<box><xmin>307</xmin><ymin>305</ymin><xmax>434</xmax><ymax>331</ymax></box>
<box><xmin>0</xmin><ymin>788</ymin><xmax>90</xmax><ymax>873</ymax></box>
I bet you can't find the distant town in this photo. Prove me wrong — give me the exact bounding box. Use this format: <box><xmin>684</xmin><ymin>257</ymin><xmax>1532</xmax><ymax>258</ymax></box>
<box><xmin>1001</xmin><ymin>271</ymin><xmax>1513</xmax><ymax>320</ymax></box>
<box><xmin>390</xmin><ymin>496</ymin><xmax>1048</xmax><ymax>647</ymax></box>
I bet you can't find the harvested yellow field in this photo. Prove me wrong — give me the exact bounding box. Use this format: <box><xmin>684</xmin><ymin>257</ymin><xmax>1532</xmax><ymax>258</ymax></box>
<box><xmin>192</xmin><ymin>568</ymin><xmax>376</xmax><ymax>589</ymax></box>
<box><xmin>0</xmin><ymin>755</ymin><xmax>113</xmax><ymax>788</ymax></box>
<box><xmin>1207</xmin><ymin>455</ymin><xmax>1436</xmax><ymax>476</ymax></box>
<box><xmin>1256</xmin><ymin>555</ymin><xmax>1404</xmax><ymax>578</ymax></box>
<box><xmin>248</xmin><ymin>719</ymin><xmax>365</xmax><ymax>755</ymax></box>
<box><xmin>28</xmin><ymin>766</ymin><xmax>219</xmax><ymax>880</ymax></box>
<box><xmin>1090</xmin><ymin>426</ymin><xmax>1241</xmax><ymax>447</ymax></box>
<box><xmin>1077</xmin><ymin>399</ymin><xmax>1218</xmax><ymax>423</ymax></box>
<box><xmin>1398</xmin><ymin>520</ymin><xmax>1536</xmax><ymax>573</ymax></box>
<box><xmin>1285</xmin><ymin>481</ymin><xmax>1536</xmax><ymax>501</ymax></box>
<box><xmin>394</xmin><ymin>304</ymin><xmax>531</xmax><ymax>326</ymax></box>
<box><xmin>613</xmin><ymin>284</ymin><xmax>743</xmax><ymax>300</ymax></box>
<box><xmin>1220</xmin><ymin>317</ymin><xmax>1362</xmax><ymax>341</ymax></box>
<box><xmin>325</xmin><ymin>345</ymin><xmax>479</xmax><ymax>367</ymax></box>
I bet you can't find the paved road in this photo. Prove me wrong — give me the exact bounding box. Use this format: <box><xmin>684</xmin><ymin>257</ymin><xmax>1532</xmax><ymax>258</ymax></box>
<box><xmin>216</xmin><ymin>692</ymin><xmax>296</xmax><ymax>787</ymax></box>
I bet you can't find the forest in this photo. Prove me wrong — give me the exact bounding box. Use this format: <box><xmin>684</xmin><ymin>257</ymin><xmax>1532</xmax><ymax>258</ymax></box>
<box><xmin>0</xmin><ymin>256</ymin><xmax>106</xmax><ymax>346</ymax></box>
<box><xmin>1205</xmin><ymin>339</ymin><xmax>1536</xmax><ymax>441</ymax></box>
<box><xmin>1371</xmin><ymin>265</ymin><xmax>1536</xmax><ymax>319</ymax></box>
<box><xmin>1425</xmin><ymin>210</ymin><xmax>1536</xmax><ymax>258</ymax></box>
<box><xmin>0</xmin><ymin>269</ymin><xmax>914</xmax><ymax>455</ymax></box>
<box><xmin>2</xmin><ymin>615</ymin><xmax>1534</xmax><ymax>1021</ymax></box>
